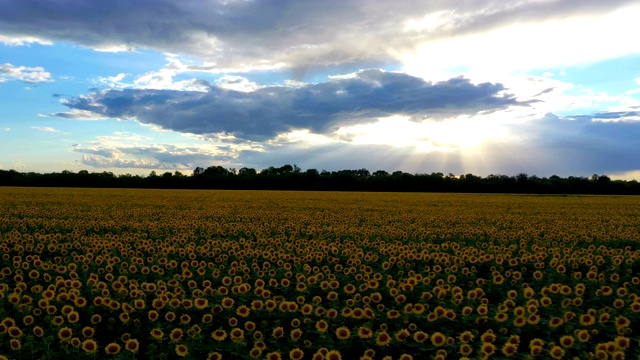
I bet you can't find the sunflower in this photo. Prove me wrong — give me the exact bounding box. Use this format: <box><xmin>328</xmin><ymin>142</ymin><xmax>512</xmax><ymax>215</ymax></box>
<box><xmin>431</xmin><ymin>332</ymin><xmax>446</xmax><ymax>347</ymax></box>
<box><xmin>549</xmin><ymin>345</ymin><xmax>564</xmax><ymax>359</ymax></box>
<box><xmin>175</xmin><ymin>344</ymin><xmax>188</xmax><ymax>357</ymax></box>
<box><xmin>221</xmin><ymin>297</ymin><xmax>235</xmax><ymax>309</ymax></box>
<box><xmin>459</xmin><ymin>331</ymin><xmax>473</xmax><ymax>343</ymax></box>
<box><xmin>125</xmin><ymin>339</ymin><xmax>139</xmax><ymax>353</ymax></box>
<box><xmin>335</xmin><ymin>326</ymin><xmax>351</xmax><ymax>340</ymax></box>
<box><xmin>413</xmin><ymin>331</ymin><xmax>428</xmax><ymax>343</ymax></box>
<box><xmin>165</xmin><ymin>312</ymin><xmax>176</xmax><ymax>322</ymax></box>
<box><xmin>614</xmin><ymin>336</ymin><xmax>630</xmax><ymax>350</ymax></box>
<box><xmin>33</xmin><ymin>326</ymin><xmax>44</xmax><ymax>337</ymax></box>
<box><xmin>559</xmin><ymin>335</ymin><xmax>574</xmax><ymax>348</ymax></box>
<box><xmin>81</xmin><ymin>326</ymin><xmax>95</xmax><ymax>338</ymax></box>
<box><xmin>10</xmin><ymin>339</ymin><xmax>21</xmax><ymax>351</ymax></box>
<box><xmin>232</xmin><ymin>306</ymin><xmax>250</xmax><ymax>318</ymax></box>
<box><xmin>576</xmin><ymin>330</ymin><xmax>591</xmax><ymax>342</ymax></box>
<box><xmin>549</xmin><ymin>317</ymin><xmax>564</xmax><ymax>328</ymax></box>
<box><xmin>249</xmin><ymin>348</ymin><xmax>263</xmax><ymax>359</ymax></box>
<box><xmin>105</xmin><ymin>342</ymin><xmax>121</xmax><ymax>355</ymax></box>
<box><xmin>495</xmin><ymin>312</ymin><xmax>508</xmax><ymax>323</ymax></box>
<box><xmin>513</xmin><ymin>316</ymin><xmax>526</xmax><ymax>327</ymax></box>
<box><xmin>7</xmin><ymin>326</ymin><xmax>22</xmax><ymax>339</ymax></box>
<box><xmin>358</xmin><ymin>327</ymin><xmax>374</xmax><ymax>339</ymax></box>
<box><xmin>22</xmin><ymin>315</ymin><xmax>34</xmax><ymax>326</ymax></box>
<box><xmin>481</xmin><ymin>342</ymin><xmax>496</xmax><ymax>356</ymax></box>
<box><xmin>272</xmin><ymin>326</ymin><xmax>285</xmax><ymax>339</ymax></box>
<box><xmin>170</xmin><ymin>328</ymin><xmax>183</xmax><ymax>341</ymax></box>
<box><xmin>266</xmin><ymin>300</ymin><xmax>277</xmax><ymax>311</ymax></box>
<box><xmin>395</xmin><ymin>329</ymin><xmax>410</xmax><ymax>342</ymax></box>
<box><xmin>151</xmin><ymin>328</ymin><xmax>164</xmax><ymax>340</ymax></box>
<box><xmin>579</xmin><ymin>314</ymin><xmax>595</xmax><ymax>326</ymax></box>
<box><xmin>58</xmin><ymin>327</ymin><xmax>73</xmax><ymax>341</ymax></box>
<box><xmin>133</xmin><ymin>299</ymin><xmax>145</xmax><ymax>310</ymax></box>
<box><xmin>82</xmin><ymin>339</ymin><xmax>98</xmax><ymax>353</ymax></box>
<box><xmin>178</xmin><ymin>314</ymin><xmax>191</xmax><ymax>325</ymax></box>
<box><xmin>212</xmin><ymin>329</ymin><xmax>227</xmax><ymax>341</ymax></box>
<box><xmin>301</xmin><ymin>304</ymin><xmax>314</xmax><ymax>315</ymax></box>
<box><xmin>615</xmin><ymin>316</ymin><xmax>630</xmax><ymax>328</ymax></box>
<box><xmin>325</xmin><ymin>350</ymin><xmax>342</xmax><ymax>360</ymax></box>
<box><xmin>530</xmin><ymin>345</ymin><xmax>542</xmax><ymax>357</ymax></box>
<box><xmin>291</xmin><ymin>328</ymin><xmax>303</xmax><ymax>341</ymax></box>
<box><xmin>250</xmin><ymin>300</ymin><xmax>264</xmax><ymax>311</ymax></box>
<box><xmin>119</xmin><ymin>312</ymin><xmax>130</xmax><ymax>323</ymax></box>
<box><xmin>52</xmin><ymin>316</ymin><xmax>65</xmax><ymax>326</ymax></box>
<box><xmin>194</xmin><ymin>298</ymin><xmax>208</xmax><ymax>309</ymax></box>
<box><xmin>83</xmin><ymin>312</ymin><xmax>98</xmax><ymax>324</ymax></box>
<box><xmin>502</xmin><ymin>343</ymin><xmax>517</xmax><ymax>357</ymax></box>
<box><xmin>266</xmin><ymin>352</ymin><xmax>283</xmax><ymax>360</ymax></box>
<box><xmin>289</xmin><ymin>348</ymin><xmax>304</xmax><ymax>360</ymax></box>
<box><xmin>480</xmin><ymin>332</ymin><xmax>496</xmax><ymax>343</ymax></box>
<box><xmin>152</xmin><ymin>298</ymin><xmax>165</xmax><ymax>310</ymax></box>
<box><xmin>315</xmin><ymin>320</ymin><xmax>329</xmax><ymax>333</ymax></box>
<box><xmin>375</xmin><ymin>332</ymin><xmax>392</xmax><ymax>346</ymax></box>
<box><xmin>229</xmin><ymin>328</ymin><xmax>245</xmax><ymax>343</ymax></box>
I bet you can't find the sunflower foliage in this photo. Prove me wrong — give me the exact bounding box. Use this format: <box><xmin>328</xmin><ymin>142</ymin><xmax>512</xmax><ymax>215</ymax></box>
<box><xmin>0</xmin><ymin>188</ymin><xmax>639</xmax><ymax>359</ymax></box>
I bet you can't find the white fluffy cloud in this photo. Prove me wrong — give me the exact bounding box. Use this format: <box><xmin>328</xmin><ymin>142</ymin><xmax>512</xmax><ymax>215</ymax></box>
<box><xmin>0</xmin><ymin>63</ymin><xmax>52</xmax><ymax>83</ymax></box>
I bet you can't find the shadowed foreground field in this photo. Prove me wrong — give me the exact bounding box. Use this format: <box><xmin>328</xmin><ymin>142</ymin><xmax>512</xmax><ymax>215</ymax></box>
<box><xmin>0</xmin><ymin>188</ymin><xmax>639</xmax><ymax>359</ymax></box>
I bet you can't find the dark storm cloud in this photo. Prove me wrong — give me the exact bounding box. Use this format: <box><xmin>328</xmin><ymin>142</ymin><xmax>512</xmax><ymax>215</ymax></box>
<box><xmin>0</xmin><ymin>0</ymin><xmax>635</xmax><ymax>71</ymax></box>
<box><xmin>58</xmin><ymin>70</ymin><xmax>524</xmax><ymax>140</ymax></box>
<box><xmin>493</xmin><ymin>113</ymin><xmax>640</xmax><ymax>175</ymax></box>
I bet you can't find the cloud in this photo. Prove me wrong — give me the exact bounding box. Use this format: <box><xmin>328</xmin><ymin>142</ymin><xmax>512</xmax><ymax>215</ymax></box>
<box><xmin>2</xmin><ymin>128</ymin><xmax>9</xmax><ymax>132</ymax></box>
<box><xmin>57</xmin><ymin>69</ymin><xmax>525</xmax><ymax>140</ymax></box>
<box><xmin>31</xmin><ymin>126</ymin><xmax>60</xmax><ymax>132</ymax></box>
<box><xmin>0</xmin><ymin>33</ymin><xmax>51</xmax><ymax>46</ymax></box>
<box><xmin>97</xmin><ymin>73</ymin><xmax>130</xmax><ymax>89</ymax></box>
<box><xmin>45</xmin><ymin>109</ymin><xmax>111</xmax><ymax>120</ymax></box>
<box><xmin>62</xmin><ymin>107</ymin><xmax>640</xmax><ymax>178</ymax></box>
<box><xmin>565</xmin><ymin>111</ymin><xmax>640</xmax><ymax>122</ymax></box>
<box><xmin>0</xmin><ymin>63</ymin><xmax>52</xmax><ymax>83</ymax></box>
<box><xmin>486</xmin><ymin>113</ymin><xmax>640</xmax><ymax>176</ymax></box>
<box><xmin>237</xmin><ymin>112</ymin><xmax>640</xmax><ymax>178</ymax></box>
<box><xmin>72</xmin><ymin>141</ymin><xmax>261</xmax><ymax>170</ymax></box>
<box><xmin>0</xmin><ymin>1</ymin><xmax>637</xmax><ymax>73</ymax></box>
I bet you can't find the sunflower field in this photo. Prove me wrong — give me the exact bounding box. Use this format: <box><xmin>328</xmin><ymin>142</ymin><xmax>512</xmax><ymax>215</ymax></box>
<box><xmin>0</xmin><ymin>187</ymin><xmax>639</xmax><ymax>359</ymax></box>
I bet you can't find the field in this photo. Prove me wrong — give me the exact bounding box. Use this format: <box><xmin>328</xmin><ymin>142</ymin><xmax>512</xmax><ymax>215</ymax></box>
<box><xmin>0</xmin><ymin>187</ymin><xmax>639</xmax><ymax>359</ymax></box>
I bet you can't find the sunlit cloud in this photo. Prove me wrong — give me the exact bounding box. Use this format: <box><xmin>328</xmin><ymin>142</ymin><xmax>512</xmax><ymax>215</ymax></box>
<box><xmin>0</xmin><ymin>63</ymin><xmax>52</xmax><ymax>83</ymax></box>
<box><xmin>0</xmin><ymin>34</ymin><xmax>51</xmax><ymax>46</ymax></box>
<box><xmin>402</xmin><ymin>4</ymin><xmax>640</xmax><ymax>80</ymax></box>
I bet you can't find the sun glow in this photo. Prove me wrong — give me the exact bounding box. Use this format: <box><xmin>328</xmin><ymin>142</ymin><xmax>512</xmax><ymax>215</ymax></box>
<box><xmin>334</xmin><ymin>115</ymin><xmax>509</xmax><ymax>153</ymax></box>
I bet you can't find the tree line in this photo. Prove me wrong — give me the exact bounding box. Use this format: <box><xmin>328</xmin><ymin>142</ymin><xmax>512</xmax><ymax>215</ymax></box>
<box><xmin>0</xmin><ymin>165</ymin><xmax>638</xmax><ymax>194</ymax></box>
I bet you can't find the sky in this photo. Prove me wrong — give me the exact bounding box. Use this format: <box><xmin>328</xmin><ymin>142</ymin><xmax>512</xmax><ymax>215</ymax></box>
<box><xmin>1</xmin><ymin>0</ymin><xmax>640</xmax><ymax>179</ymax></box>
